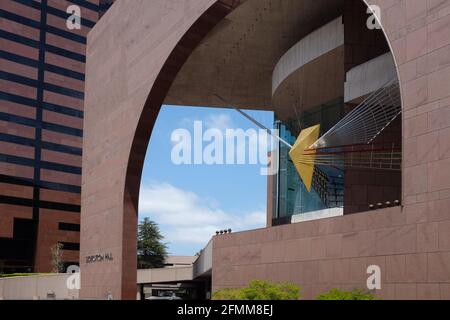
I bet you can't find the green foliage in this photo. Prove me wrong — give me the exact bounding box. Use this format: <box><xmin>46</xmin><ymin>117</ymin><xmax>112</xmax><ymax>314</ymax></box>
<box><xmin>212</xmin><ymin>288</ymin><xmax>243</xmax><ymax>300</ymax></box>
<box><xmin>315</xmin><ymin>288</ymin><xmax>378</xmax><ymax>300</ymax></box>
<box><xmin>213</xmin><ymin>280</ymin><xmax>300</xmax><ymax>300</ymax></box>
<box><xmin>137</xmin><ymin>218</ymin><xmax>168</xmax><ymax>269</ymax></box>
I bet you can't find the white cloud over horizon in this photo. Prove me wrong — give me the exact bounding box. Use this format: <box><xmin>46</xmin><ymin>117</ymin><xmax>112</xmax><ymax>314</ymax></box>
<box><xmin>139</xmin><ymin>181</ymin><xmax>266</xmax><ymax>247</ymax></box>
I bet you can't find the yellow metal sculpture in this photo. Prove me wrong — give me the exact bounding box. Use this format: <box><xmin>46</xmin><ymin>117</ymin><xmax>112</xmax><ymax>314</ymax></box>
<box><xmin>289</xmin><ymin>125</ymin><xmax>321</xmax><ymax>192</ymax></box>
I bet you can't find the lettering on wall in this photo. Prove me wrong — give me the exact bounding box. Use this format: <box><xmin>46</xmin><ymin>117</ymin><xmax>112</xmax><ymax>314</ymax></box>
<box><xmin>85</xmin><ymin>253</ymin><xmax>114</xmax><ymax>264</ymax></box>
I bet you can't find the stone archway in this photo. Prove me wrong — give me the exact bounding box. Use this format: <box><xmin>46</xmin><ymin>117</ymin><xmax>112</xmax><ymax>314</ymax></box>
<box><xmin>81</xmin><ymin>0</ymin><xmax>450</xmax><ymax>300</ymax></box>
<box><xmin>80</xmin><ymin>0</ymin><xmax>241</xmax><ymax>300</ymax></box>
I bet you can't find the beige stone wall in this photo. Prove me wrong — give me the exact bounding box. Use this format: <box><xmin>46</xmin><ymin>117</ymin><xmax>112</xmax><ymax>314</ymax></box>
<box><xmin>0</xmin><ymin>274</ymin><xmax>78</xmax><ymax>300</ymax></box>
<box><xmin>344</xmin><ymin>52</ymin><xmax>397</xmax><ymax>102</ymax></box>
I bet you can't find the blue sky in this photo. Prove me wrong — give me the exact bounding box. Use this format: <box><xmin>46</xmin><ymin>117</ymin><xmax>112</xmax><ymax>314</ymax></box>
<box><xmin>139</xmin><ymin>105</ymin><xmax>274</xmax><ymax>256</ymax></box>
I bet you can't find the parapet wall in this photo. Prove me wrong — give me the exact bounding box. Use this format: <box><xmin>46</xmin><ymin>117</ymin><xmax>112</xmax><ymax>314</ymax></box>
<box><xmin>0</xmin><ymin>274</ymin><xmax>78</xmax><ymax>300</ymax></box>
<box><xmin>213</xmin><ymin>204</ymin><xmax>450</xmax><ymax>300</ymax></box>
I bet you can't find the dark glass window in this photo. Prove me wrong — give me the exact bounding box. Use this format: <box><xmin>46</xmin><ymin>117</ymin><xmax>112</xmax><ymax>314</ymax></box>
<box><xmin>59</xmin><ymin>242</ymin><xmax>80</xmax><ymax>251</ymax></box>
<box><xmin>58</xmin><ymin>222</ymin><xmax>80</xmax><ymax>232</ymax></box>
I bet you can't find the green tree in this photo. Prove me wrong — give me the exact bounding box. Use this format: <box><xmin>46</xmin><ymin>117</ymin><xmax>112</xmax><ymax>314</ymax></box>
<box><xmin>137</xmin><ymin>218</ymin><xmax>168</xmax><ymax>269</ymax></box>
<box><xmin>315</xmin><ymin>288</ymin><xmax>378</xmax><ymax>300</ymax></box>
<box><xmin>213</xmin><ymin>280</ymin><xmax>300</xmax><ymax>300</ymax></box>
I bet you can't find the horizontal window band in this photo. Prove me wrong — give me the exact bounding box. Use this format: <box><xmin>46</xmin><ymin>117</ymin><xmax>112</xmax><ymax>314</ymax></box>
<box><xmin>42</xmin><ymin>122</ymin><xmax>83</xmax><ymax>137</ymax></box>
<box><xmin>58</xmin><ymin>222</ymin><xmax>80</xmax><ymax>232</ymax></box>
<box><xmin>0</xmin><ymin>8</ymin><xmax>40</xmax><ymax>30</ymax></box>
<box><xmin>0</xmin><ymin>70</ymin><xmax>39</xmax><ymax>86</ymax></box>
<box><xmin>0</xmin><ymin>195</ymin><xmax>33</xmax><ymax>207</ymax></box>
<box><xmin>0</xmin><ymin>133</ymin><xmax>82</xmax><ymax>156</ymax></box>
<box><xmin>0</xmin><ymin>91</ymin><xmax>36</xmax><ymax>107</ymax></box>
<box><xmin>41</xmin><ymin>159</ymin><xmax>81</xmax><ymax>175</ymax></box>
<box><xmin>0</xmin><ymin>50</ymin><xmax>86</xmax><ymax>81</ymax></box>
<box><xmin>0</xmin><ymin>112</ymin><xmax>83</xmax><ymax>137</ymax></box>
<box><xmin>43</xmin><ymin>101</ymin><xmax>84</xmax><ymax>118</ymax></box>
<box><xmin>0</xmin><ymin>111</ymin><xmax>36</xmax><ymax>127</ymax></box>
<box><xmin>0</xmin><ymin>50</ymin><xmax>38</xmax><ymax>68</ymax></box>
<box><xmin>0</xmin><ymin>71</ymin><xmax>84</xmax><ymax>100</ymax></box>
<box><xmin>68</xmin><ymin>0</ymin><xmax>100</xmax><ymax>12</ymax></box>
<box><xmin>47</xmin><ymin>20</ymin><xmax>87</xmax><ymax>45</ymax></box>
<box><xmin>41</xmin><ymin>140</ymin><xmax>82</xmax><ymax>156</ymax></box>
<box><xmin>0</xmin><ymin>9</ymin><xmax>87</xmax><ymax>44</ymax></box>
<box><xmin>0</xmin><ymin>195</ymin><xmax>80</xmax><ymax>213</ymax></box>
<box><xmin>58</xmin><ymin>241</ymin><xmax>80</xmax><ymax>251</ymax></box>
<box><xmin>0</xmin><ymin>153</ymin><xmax>35</xmax><ymax>168</ymax></box>
<box><xmin>0</xmin><ymin>174</ymin><xmax>81</xmax><ymax>194</ymax></box>
<box><xmin>0</xmin><ymin>29</ymin><xmax>39</xmax><ymax>48</ymax></box>
<box><xmin>12</xmin><ymin>0</ymin><xmax>96</xmax><ymax>28</ymax></box>
<box><xmin>0</xmin><ymin>30</ymin><xmax>86</xmax><ymax>63</ymax></box>
<box><xmin>45</xmin><ymin>63</ymin><xmax>85</xmax><ymax>81</ymax></box>
<box><xmin>0</xmin><ymin>153</ymin><xmax>82</xmax><ymax>175</ymax></box>
<box><xmin>47</xmin><ymin>43</ymin><xmax>86</xmax><ymax>63</ymax></box>
<box><xmin>44</xmin><ymin>82</ymin><xmax>84</xmax><ymax>100</ymax></box>
<box><xmin>0</xmin><ymin>174</ymin><xmax>34</xmax><ymax>187</ymax></box>
<box><xmin>0</xmin><ymin>90</ymin><xmax>84</xmax><ymax>118</ymax></box>
<box><xmin>0</xmin><ymin>133</ymin><xmax>35</xmax><ymax>147</ymax></box>
<box><xmin>40</xmin><ymin>180</ymin><xmax>80</xmax><ymax>194</ymax></box>
<box><xmin>40</xmin><ymin>199</ymin><xmax>80</xmax><ymax>212</ymax></box>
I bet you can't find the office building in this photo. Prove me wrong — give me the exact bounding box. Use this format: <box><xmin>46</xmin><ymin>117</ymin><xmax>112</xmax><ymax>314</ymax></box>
<box><xmin>0</xmin><ymin>0</ymin><xmax>113</xmax><ymax>273</ymax></box>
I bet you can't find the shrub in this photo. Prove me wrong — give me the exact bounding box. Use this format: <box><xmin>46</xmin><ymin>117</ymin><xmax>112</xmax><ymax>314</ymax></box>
<box><xmin>212</xmin><ymin>288</ymin><xmax>243</xmax><ymax>300</ymax></box>
<box><xmin>315</xmin><ymin>288</ymin><xmax>378</xmax><ymax>300</ymax></box>
<box><xmin>213</xmin><ymin>280</ymin><xmax>300</xmax><ymax>300</ymax></box>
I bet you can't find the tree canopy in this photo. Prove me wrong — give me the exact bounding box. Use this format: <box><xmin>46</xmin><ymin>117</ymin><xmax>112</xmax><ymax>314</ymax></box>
<box><xmin>137</xmin><ymin>218</ymin><xmax>168</xmax><ymax>269</ymax></box>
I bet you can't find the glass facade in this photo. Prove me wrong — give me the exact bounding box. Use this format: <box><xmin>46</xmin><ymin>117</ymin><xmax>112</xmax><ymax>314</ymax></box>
<box><xmin>272</xmin><ymin>99</ymin><xmax>345</xmax><ymax>222</ymax></box>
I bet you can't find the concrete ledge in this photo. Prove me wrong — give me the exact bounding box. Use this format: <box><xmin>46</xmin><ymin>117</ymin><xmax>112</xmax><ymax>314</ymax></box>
<box><xmin>272</xmin><ymin>16</ymin><xmax>344</xmax><ymax>94</ymax></box>
<box><xmin>137</xmin><ymin>267</ymin><xmax>194</xmax><ymax>284</ymax></box>
<box><xmin>344</xmin><ymin>52</ymin><xmax>396</xmax><ymax>103</ymax></box>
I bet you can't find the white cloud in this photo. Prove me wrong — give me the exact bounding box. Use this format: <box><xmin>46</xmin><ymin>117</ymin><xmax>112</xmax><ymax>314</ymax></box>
<box><xmin>204</xmin><ymin>113</ymin><xmax>234</xmax><ymax>131</ymax></box>
<box><xmin>241</xmin><ymin>210</ymin><xmax>267</xmax><ymax>226</ymax></box>
<box><xmin>171</xmin><ymin>112</ymin><xmax>272</xmax><ymax>168</ymax></box>
<box><xmin>139</xmin><ymin>182</ymin><xmax>266</xmax><ymax>245</ymax></box>
<box><xmin>178</xmin><ymin>113</ymin><xmax>234</xmax><ymax>132</ymax></box>
<box><xmin>178</xmin><ymin>116</ymin><xmax>198</xmax><ymax>129</ymax></box>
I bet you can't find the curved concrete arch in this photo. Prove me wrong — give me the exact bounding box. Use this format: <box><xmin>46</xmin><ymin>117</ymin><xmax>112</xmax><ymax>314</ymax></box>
<box><xmin>81</xmin><ymin>0</ymin><xmax>450</xmax><ymax>300</ymax></box>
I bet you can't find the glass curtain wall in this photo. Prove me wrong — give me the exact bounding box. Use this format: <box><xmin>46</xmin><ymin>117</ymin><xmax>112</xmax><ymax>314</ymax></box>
<box><xmin>272</xmin><ymin>99</ymin><xmax>345</xmax><ymax>223</ymax></box>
